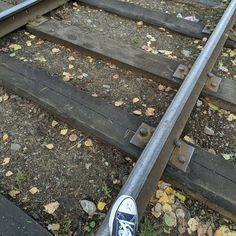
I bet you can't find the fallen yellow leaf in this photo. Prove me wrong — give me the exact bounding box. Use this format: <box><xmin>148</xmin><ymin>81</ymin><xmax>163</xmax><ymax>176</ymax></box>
<box><xmin>48</xmin><ymin>223</ymin><xmax>60</xmax><ymax>231</ymax></box>
<box><xmin>29</xmin><ymin>187</ymin><xmax>39</xmax><ymax>195</ymax></box>
<box><xmin>60</xmin><ymin>129</ymin><xmax>68</xmax><ymax>136</ymax></box>
<box><xmin>44</xmin><ymin>201</ymin><xmax>60</xmax><ymax>214</ymax></box>
<box><xmin>2</xmin><ymin>133</ymin><xmax>9</xmax><ymax>141</ymax></box>
<box><xmin>97</xmin><ymin>201</ymin><xmax>106</xmax><ymax>211</ymax></box>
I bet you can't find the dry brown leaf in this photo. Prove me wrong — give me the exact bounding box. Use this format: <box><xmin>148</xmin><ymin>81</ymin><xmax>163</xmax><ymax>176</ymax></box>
<box><xmin>5</xmin><ymin>171</ymin><xmax>13</xmax><ymax>177</ymax></box>
<box><xmin>68</xmin><ymin>56</ymin><xmax>75</xmax><ymax>61</ymax></box>
<box><xmin>115</xmin><ymin>101</ymin><xmax>124</xmax><ymax>107</ymax></box>
<box><xmin>52</xmin><ymin>48</ymin><xmax>60</xmax><ymax>53</ymax></box>
<box><xmin>46</xmin><ymin>144</ymin><xmax>54</xmax><ymax>150</ymax></box>
<box><xmin>9</xmin><ymin>190</ymin><xmax>20</xmax><ymax>198</ymax></box>
<box><xmin>2</xmin><ymin>157</ymin><xmax>10</xmax><ymax>166</ymax></box>
<box><xmin>68</xmin><ymin>64</ymin><xmax>74</xmax><ymax>69</ymax></box>
<box><xmin>47</xmin><ymin>223</ymin><xmax>60</xmax><ymax>231</ymax></box>
<box><xmin>133</xmin><ymin>110</ymin><xmax>142</xmax><ymax>115</ymax></box>
<box><xmin>145</xmin><ymin>107</ymin><xmax>155</xmax><ymax>117</ymax></box>
<box><xmin>44</xmin><ymin>201</ymin><xmax>60</xmax><ymax>214</ymax></box>
<box><xmin>29</xmin><ymin>187</ymin><xmax>39</xmax><ymax>195</ymax></box>
<box><xmin>69</xmin><ymin>134</ymin><xmax>78</xmax><ymax>142</ymax></box>
<box><xmin>132</xmin><ymin>97</ymin><xmax>140</xmax><ymax>103</ymax></box>
<box><xmin>51</xmin><ymin>120</ymin><xmax>58</xmax><ymax>127</ymax></box>
<box><xmin>84</xmin><ymin>138</ymin><xmax>93</xmax><ymax>147</ymax></box>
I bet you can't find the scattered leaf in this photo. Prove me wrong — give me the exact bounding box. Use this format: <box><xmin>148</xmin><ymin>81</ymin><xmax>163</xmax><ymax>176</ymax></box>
<box><xmin>29</xmin><ymin>187</ymin><xmax>39</xmax><ymax>195</ymax></box>
<box><xmin>68</xmin><ymin>56</ymin><xmax>75</xmax><ymax>61</ymax></box>
<box><xmin>115</xmin><ymin>101</ymin><xmax>124</xmax><ymax>107</ymax></box>
<box><xmin>68</xmin><ymin>64</ymin><xmax>74</xmax><ymax>69</ymax></box>
<box><xmin>162</xmin><ymin>203</ymin><xmax>172</xmax><ymax>213</ymax></box>
<box><xmin>215</xmin><ymin>226</ymin><xmax>236</xmax><ymax>236</ymax></box>
<box><xmin>84</xmin><ymin>139</ymin><xmax>93</xmax><ymax>147</ymax></box>
<box><xmin>158</xmin><ymin>84</ymin><xmax>165</xmax><ymax>91</ymax></box>
<box><xmin>151</xmin><ymin>202</ymin><xmax>162</xmax><ymax>219</ymax></box>
<box><xmin>2</xmin><ymin>133</ymin><xmax>9</xmax><ymax>141</ymax></box>
<box><xmin>97</xmin><ymin>201</ymin><xmax>106</xmax><ymax>211</ymax></box>
<box><xmin>227</xmin><ymin>113</ymin><xmax>236</xmax><ymax>121</ymax></box>
<box><xmin>44</xmin><ymin>201</ymin><xmax>60</xmax><ymax>214</ymax></box>
<box><xmin>52</xmin><ymin>48</ymin><xmax>60</xmax><ymax>53</ymax></box>
<box><xmin>158</xmin><ymin>192</ymin><xmax>169</xmax><ymax>204</ymax></box>
<box><xmin>3</xmin><ymin>94</ymin><xmax>9</xmax><ymax>101</ymax></box>
<box><xmin>133</xmin><ymin>110</ymin><xmax>142</xmax><ymax>115</ymax></box>
<box><xmin>164</xmin><ymin>212</ymin><xmax>177</xmax><ymax>228</ymax></box>
<box><xmin>2</xmin><ymin>157</ymin><xmax>10</xmax><ymax>166</ymax></box>
<box><xmin>222</xmin><ymin>154</ymin><xmax>231</xmax><ymax>161</ymax></box>
<box><xmin>26</xmin><ymin>41</ymin><xmax>32</xmax><ymax>47</ymax></box>
<box><xmin>158</xmin><ymin>50</ymin><xmax>173</xmax><ymax>56</ymax></box>
<box><xmin>46</xmin><ymin>144</ymin><xmax>54</xmax><ymax>150</ymax></box>
<box><xmin>5</xmin><ymin>171</ymin><xmax>13</xmax><ymax>177</ymax></box>
<box><xmin>69</xmin><ymin>134</ymin><xmax>78</xmax><ymax>142</ymax></box>
<box><xmin>60</xmin><ymin>129</ymin><xmax>68</xmax><ymax>136</ymax></box>
<box><xmin>51</xmin><ymin>120</ymin><xmax>58</xmax><ymax>127</ymax></box>
<box><xmin>188</xmin><ymin>218</ymin><xmax>199</xmax><ymax>232</ymax></box>
<box><xmin>47</xmin><ymin>223</ymin><xmax>60</xmax><ymax>231</ymax></box>
<box><xmin>174</xmin><ymin>192</ymin><xmax>186</xmax><ymax>203</ymax></box>
<box><xmin>132</xmin><ymin>97</ymin><xmax>140</xmax><ymax>103</ymax></box>
<box><xmin>9</xmin><ymin>44</ymin><xmax>22</xmax><ymax>51</ymax></box>
<box><xmin>145</xmin><ymin>107</ymin><xmax>155</xmax><ymax>116</ymax></box>
<box><xmin>136</xmin><ymin>21</ymin><xmax>143</xmax><ymax>27</ymax></box>
<box><xmin>8</xmin><ymin>190</ymin><xmax>20</xmax><ymax>198</ymax></box>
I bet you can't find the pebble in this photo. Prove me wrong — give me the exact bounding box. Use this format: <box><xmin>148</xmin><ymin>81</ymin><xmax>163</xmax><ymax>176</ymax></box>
<box><xmin>197</xmin><ymin>100</ymin><xmax>203</xmax><ymax>107</ymax></box>
<box><xmin>204</xmin><ymin>126</ymin><xmax>215</xmax><ymax>136</ymax></box>
<box><xmin>103</xmin><ymin>85</ymin><xmax>110</xmax><ymax>89</ymax></box>
<box><xmin>80</xmin><ymin>200</ymin><xmax>96</xmax><ymax>217</ymax></box>
<box><xmin>10</xmin><ymin>143</ymin><xmax>21</xmax><ymax>151</ymax></box>
<box><xmin>181</xmin><ymin>49</ymin><xmax>191</xmax><ymax>57</ymax></box>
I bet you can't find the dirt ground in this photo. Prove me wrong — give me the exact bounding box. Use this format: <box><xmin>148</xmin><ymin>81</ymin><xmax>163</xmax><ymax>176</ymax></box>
<box><xmin>0</xmin><ymin>0</ymin><xmax>236</xmax><ymax>235</ymax></box>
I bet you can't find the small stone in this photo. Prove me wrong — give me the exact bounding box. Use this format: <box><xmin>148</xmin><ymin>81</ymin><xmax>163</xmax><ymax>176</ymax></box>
<box><xmin>10</xmin><ymin>143</ymin><xmax>21</xmax><ymax>152</ymax></box>
<box><xmin>151</xmin><ymin>202</ymin><xmax>162</xmax><ymax>219</ymax></box>
<box><xmin>136</xmin><ymin>21</ymin><xmax>143</xmax><ymax>27</ymax></box>
<box><xmin>103</xmin><ymin>85</ymin><xmax>110</xmax><ymax>89</ymax></box>
<box><xmin>204</xmin><ymin>126</ymin><xmax>215</xmax><ymax>136</ymax></box>
<box><xmin>197</xmin><ymin>100</ymin><xmax>203</xmax><ymax>107</ymax></box>
<box><xmin>202</xmin><ymin>37</ymin><xmax>208</xmax><ymax>42</ymax></box>
<box><xmin>208</xmin><ymin>148</ymin><xmax>216</xmax><ymax>155</ymax></box>
<box><xmin>181</xmin><ymin>49</ymin><xmax>191</xmax><ymax>57</ymax></box>
<box><xmin>80</xmin><ymin>200</ymin><xmax>96</xmax><ymax>217</ymax></box>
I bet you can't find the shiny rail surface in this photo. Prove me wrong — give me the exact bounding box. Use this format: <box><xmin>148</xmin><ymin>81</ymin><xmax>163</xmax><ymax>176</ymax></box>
<box><xmin>96</xmin><ymin>0</ymin><xmax>236</xmax><ymax>235</ymax></box>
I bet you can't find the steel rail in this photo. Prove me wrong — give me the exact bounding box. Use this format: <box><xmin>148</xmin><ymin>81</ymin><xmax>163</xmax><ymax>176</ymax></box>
<box><xmin>96</xmin><ymin>0</ymin><xmax>236</xmax><ymax>235</ymax></box>
<box><xmin>0</xmin><ymin>0</ymin><xmax>68</xmax><ymax>38</ymax></box>
<box><xmin>0</xmin><ymin>0</ymin><xmax>40</xmax><ymax>20</ymax></box>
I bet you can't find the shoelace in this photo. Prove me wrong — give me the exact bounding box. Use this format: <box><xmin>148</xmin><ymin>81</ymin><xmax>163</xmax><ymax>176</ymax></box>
<box><xmin>118</xmin><ymin>219</ymin><xmax>135</xmax><ymax>236</ymax></box>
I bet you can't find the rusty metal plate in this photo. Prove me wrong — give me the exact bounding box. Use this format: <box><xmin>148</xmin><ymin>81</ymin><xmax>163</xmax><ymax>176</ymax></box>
<box><xmin>205</xmin><ymin>73</ymin><xmax>222</xmax><ymax>93</ymax></box>
<box><xmin>169</xmin><ymin>140</ymin><xmax>195</xmax><ymax>172</ymax></box>
<box><xmin>130</xmin><ymin>123</ymin><xmax>155</xmax><ymax>149</ymax></box>
<box><xmin>173</xmin><ymin>64</ymin><xmax>189</xmax><ymax>80</ymax></box>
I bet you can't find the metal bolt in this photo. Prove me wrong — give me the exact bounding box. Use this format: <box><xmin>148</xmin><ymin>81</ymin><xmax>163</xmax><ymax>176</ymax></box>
<box><xmin>211</xmin><ymin>82</ymin><xmax>217</xmax><ymax>87</ymax></box>
<box><xmin>174</xmin><ymin>139</ymin><xmax>182</xmax><ymax>148</ymax></box>
<box><xmin>178</xmin><ymin>156</ymin><xmax>186</xmax><ymax>163</ymax></box>
<box><xmin>139</xmin><ymin>127</ymin><xmax>148</xmax><ymax>137</ymax></box>
<box><xmin>207</xmin><ymin>72</ymin><xmax>214</xmax><ymax>78</ymax></box>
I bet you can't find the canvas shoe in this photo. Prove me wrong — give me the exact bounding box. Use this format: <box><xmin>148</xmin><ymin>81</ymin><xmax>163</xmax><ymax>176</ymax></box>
<box><xmin>109</xmin><ymin>195</ymin><xmax>138</xmax><ymax>236</ymax></box>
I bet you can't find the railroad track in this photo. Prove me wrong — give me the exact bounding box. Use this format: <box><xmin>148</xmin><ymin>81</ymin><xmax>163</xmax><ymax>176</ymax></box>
<box><xmin>0</xmin><ymin>0</ymin><xmax>235</xmax><ymax>235</ymax></box>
